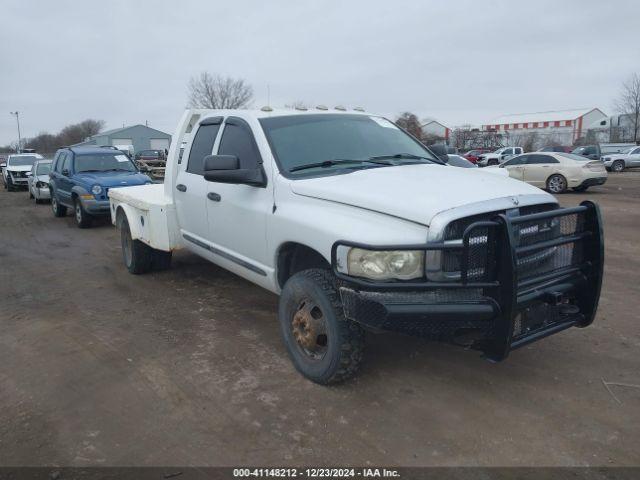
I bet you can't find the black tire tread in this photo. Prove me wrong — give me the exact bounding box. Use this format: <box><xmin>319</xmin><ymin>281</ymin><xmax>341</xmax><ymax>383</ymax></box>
<box><xmin>74</xmin><ymin>199</ymin><xmax>93</xmax><ymax>228</ymax></box>
<box><xmin>51</xmin><ymin>192</ymin><xmax>67</xmax><ymax>217</ymax></box>
<box><xmin>151</xmin><ymin>249</ymin><xmax>172</xmax><ymax>271</ymax></box>
<box><xmin>283</xmin><ymin>269</ymin><xmax>364</xmax><ymax>384</ymax></box>
<box><xmin>118</xmin><ymin>214</ymin><xmax>153</xmax><ymax>274</ymax></box>
<box><xmin>546</xmin><ymin>173</ymin><xmax>567</xmax><ymax>194</ymax></box>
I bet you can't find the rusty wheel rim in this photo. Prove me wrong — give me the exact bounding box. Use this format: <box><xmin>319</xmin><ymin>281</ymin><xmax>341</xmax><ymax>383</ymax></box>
<box><xmin>291</xmin><ymin>299</ymin><xmax>328</xmax><ymax>360</ymax></box>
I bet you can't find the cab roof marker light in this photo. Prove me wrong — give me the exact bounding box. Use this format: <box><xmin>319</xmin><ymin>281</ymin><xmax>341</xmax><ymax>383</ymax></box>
<box><xmin>261</xmin><ymin>106</ymin><xmax>273</xmax><ymax>112</ymax></box>
<box><xmin>335</xmin><ymin>105</ymin><xmax>347</xmax><ymax>111</ymax></box>
<box><xmin>295</xmin><ymin>105</ymin><xmax>308</xmax><ymax>111</ymax></box>
<box><xmin>353</xmin><ymin>107</ymin><xmax>365</xmax><ymax>112</ymax></box>
<box><xmin>316</xmin><ymin>105</ymin><xmax>328</xmax><ymax>111</ymax></box>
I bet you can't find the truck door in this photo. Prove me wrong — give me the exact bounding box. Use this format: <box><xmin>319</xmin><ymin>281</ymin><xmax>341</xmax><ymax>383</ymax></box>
<box><xmin>174</xmin><ymin>117</ymin><xmax>223</xmax><ymax>242</ymax></box>
<box><xmin>205</xmin><ymin>117</ymin><xmax>271</xmax><ymax>271</ymax></box>
<box><xmin>55</xmin><ymin>152</ymin><xmax>74</xmax><ymax>206</ymax></box>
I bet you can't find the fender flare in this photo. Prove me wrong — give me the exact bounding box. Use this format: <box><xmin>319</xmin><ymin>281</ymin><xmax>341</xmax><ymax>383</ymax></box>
<box><xmin>70</xmin><ymin>184</ymin><xmax>91</xmax><ymax>200</ymax></box>
<box><xmin>114</xmin><ymin>203</ymin><xmax>145</xmax><ymax>241</ymax></box>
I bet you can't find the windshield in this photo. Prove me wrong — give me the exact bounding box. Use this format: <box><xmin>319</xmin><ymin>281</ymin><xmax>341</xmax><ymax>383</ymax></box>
<box><xmin>75</xmin><ymin>153</ymin><xmax>137</xmax><ymax>173</ymax></box>
<box><xmin>8</xmin><ymin>155</ymin><xmax>38</xmax><ymax>166</ymax></box>
<box><xmin>260</xmin><ymin>114</ymin><xmax>439</xmax><ymax>176</ymax></box>
<box><xmin>36</xmin><ymin>163</ymin><xmax>52</xmax><ymax>174</ymax></box>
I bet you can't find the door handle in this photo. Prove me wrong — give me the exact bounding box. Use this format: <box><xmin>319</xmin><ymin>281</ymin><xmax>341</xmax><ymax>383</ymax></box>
<box><xmin>176</xmin><ymin>184</ymin><xmax>187</xmax><ymax>192</ymax></box>
<box><xmin>207</xmin><ymin>192</ymin><xmax>221</xmax><ymax>202</ymax></box>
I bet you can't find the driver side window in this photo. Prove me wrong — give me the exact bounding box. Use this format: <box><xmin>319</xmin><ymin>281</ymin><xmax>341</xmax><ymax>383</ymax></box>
<box><xmin>504</xmin><ymin>155</ymin><xmax>526</xmax><ymax>166</ymax></box>
<box><xmin>217</xmin><ymin>118</ymin><xmax>262</xmax><ymax>169</ymax></box>
<box><xmin>61</xmin><ymin>153</ymin><xmax>72</xmax><ymax>173</ymax></box>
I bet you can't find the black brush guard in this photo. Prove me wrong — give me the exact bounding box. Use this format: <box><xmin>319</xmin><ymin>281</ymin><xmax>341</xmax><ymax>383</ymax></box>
<box><xmin>331</xmin><ymin>201</ymin><xmax>604</xmax><ymax>361</ymax></box>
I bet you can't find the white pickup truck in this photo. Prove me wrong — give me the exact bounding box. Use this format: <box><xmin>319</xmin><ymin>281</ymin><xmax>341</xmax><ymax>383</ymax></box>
<box><xmin>477</xmin><ymin>147</ymin><xmax>524</xmax><ymax>167</ymax></box>
<box><xmin>109</xmin><ymin>108</ymin><xmax>604</xmax><ymax>384</ymax></box>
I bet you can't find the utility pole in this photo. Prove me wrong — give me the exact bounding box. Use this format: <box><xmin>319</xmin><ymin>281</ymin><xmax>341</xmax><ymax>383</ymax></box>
<box><xmin>9</xmin><ymin>111</ymin><xmax>22</xmax><ymax>153</ymax></box>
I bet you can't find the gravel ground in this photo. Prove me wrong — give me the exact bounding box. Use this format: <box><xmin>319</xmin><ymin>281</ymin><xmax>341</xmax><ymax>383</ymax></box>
<box><xmin>1</xmin><ymin>173</ymin><xmax>639</xmax><ymax>467</ymax></box>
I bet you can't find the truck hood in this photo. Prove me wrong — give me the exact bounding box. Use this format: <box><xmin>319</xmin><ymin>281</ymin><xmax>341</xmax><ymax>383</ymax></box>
<box><xmin>74</xmin><ymin>171</ymin><xmax>150</xmax><ymax>187</ymax></box>
<box><xmin>7</xmin><ymin>165</ymin><xmax>33</xmax><ymax>173</ymax></box>
<box><xmin>290</xmin><ymin>164</ymin><xmax>553</xmax><ymax>226</ymax></box>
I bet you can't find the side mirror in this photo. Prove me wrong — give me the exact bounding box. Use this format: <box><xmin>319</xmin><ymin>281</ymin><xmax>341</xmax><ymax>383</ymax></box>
<box><xmin>204</xmin><ymin>154</ymin><xmax>239</xmax><ymax>171</ymax></box>
<box><xmin>0</xmin><ymin>162</ymin><xmax>6</xmax><ymax>168</ymax></box>
<box><xmin>203</xmin><ymin>155</ymin><xmax>266</xmax><ymax>187</ymax></box>
<box><xmin>62</xmin><ymin>169</ymin><xmax>70</xmax><ymax>176</ymax></box>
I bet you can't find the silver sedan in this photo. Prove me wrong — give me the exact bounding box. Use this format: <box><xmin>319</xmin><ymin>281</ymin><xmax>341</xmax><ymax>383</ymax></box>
<box><xmin>28</xmin><ymin>159</ymin><xmax>52</xmax><ymax>203</ymax></box>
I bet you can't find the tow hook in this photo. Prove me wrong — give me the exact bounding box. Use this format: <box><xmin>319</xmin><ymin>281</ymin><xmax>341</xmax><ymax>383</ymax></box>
<box><xmin>544</xmin><ymin>291</ymin><xmax>565</xmax><ymax>306</ymax></box>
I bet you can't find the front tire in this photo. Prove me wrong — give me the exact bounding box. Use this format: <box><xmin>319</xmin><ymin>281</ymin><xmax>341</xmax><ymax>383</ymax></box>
<box><xmin>278</xmin><ymin>269</ymin><xmax>364</xmax><ymax>384</ymax></box>
<box><xmin>611</xmin><ymin>160</ymin><xmax>625</xmax><ymax>173</ymax></box>
<box><xmin>546</xmin><ymin>174</ymin><xmax>568</xmax><ymax>194</ymax></box>
<box><xmin>74</xmin><ymin>199</ymin><xmax>93</xmax><ymax>228</ymax></box>
<box><xmin>118</xmin><ymin>214</ymin><xmax>153</xmax><ymax>274</ymax></box>
<box><xmin>51</xmin><ymin>193</ymin><xmax>68</xmax><ymax>217</ymax></box>
<box><xmin>488</xmin><ymin>159</ymin><xmax>499</xmax><ymax>166</ymax></box>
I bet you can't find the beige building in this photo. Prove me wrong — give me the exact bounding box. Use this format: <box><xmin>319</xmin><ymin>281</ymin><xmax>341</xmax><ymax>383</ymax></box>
<box><xmin>482</xmin><ymin>108</ymin><xmax>607</xmax><ymax>145</ymax></box>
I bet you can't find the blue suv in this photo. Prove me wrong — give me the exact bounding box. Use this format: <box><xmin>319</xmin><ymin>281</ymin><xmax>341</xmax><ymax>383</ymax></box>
<box><xmin>49</xmin><ymin>146</ymin><xmax>152</xmax><ymax>228</ymax></box>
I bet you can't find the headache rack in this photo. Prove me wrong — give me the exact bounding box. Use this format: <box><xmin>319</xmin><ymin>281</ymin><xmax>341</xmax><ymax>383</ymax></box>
<box><xmin>332</xmin><ymin>201</ymin><xmax>604</xmax><ymax>361</ymax></box>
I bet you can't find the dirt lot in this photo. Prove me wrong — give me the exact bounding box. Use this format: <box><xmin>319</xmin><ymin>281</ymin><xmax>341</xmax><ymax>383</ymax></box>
<box><xmin>1</xmin><ymin>174</ymin><xmax>639</xmax><ymax>467</ymax></box>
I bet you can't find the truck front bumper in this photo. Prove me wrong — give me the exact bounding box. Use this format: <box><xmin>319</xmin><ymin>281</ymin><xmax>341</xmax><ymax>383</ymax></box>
<box><xmin>332</xmin><ymin>201</ymin><xmax>604</xmax><ymax>361</ymax></box>
<box><xmin>80</xmin><ymin>197</ymin><xmax>111</xmax><ymax>215</ymax></box>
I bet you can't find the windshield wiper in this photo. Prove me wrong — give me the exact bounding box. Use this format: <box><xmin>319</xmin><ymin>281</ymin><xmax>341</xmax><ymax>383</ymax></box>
<box><xmin>369</xmin><ymin>153</ymin><xmax>445</xmax><ymax>165</ymax></box>
<box><xmin>104</xmin><ymin>168</ymin><xmax>133</xmax><ymax>172</ymax></box>
<box><xmin>289</xmin><ymin>158</ymin><xmax>389</xmax><ymax>173</ymax></box>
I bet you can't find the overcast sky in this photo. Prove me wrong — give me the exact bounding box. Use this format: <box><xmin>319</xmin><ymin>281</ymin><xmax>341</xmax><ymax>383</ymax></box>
<box><xmin>1</xmin><ymin>0</ymin><xmax>638</xmax><ymax>144</ymax></box>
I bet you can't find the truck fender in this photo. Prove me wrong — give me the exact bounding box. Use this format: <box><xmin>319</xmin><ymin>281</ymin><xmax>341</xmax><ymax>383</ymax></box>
<box><xmin>70</xmin><ymin>185</ymin><xmax>91</xmax><ymax>200</ymax></box>
<box><xmin>114</xmin><ymin>203</ymin><xmax>145</xmax><ymax>241</ymax></box>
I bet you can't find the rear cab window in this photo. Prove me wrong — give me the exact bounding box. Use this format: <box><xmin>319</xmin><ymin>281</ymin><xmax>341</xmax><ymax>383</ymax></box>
<box><xmin>186</xmin><ymin>117</ymin><xmax>223</xmax><ymax>175</ymax></box>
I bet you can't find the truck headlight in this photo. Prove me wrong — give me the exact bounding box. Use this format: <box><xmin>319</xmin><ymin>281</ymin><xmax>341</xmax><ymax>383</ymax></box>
<box><xmin>91</xmin><ymin>185</ymin><xmax>103</xmax><ymax>195</ymax></box>
<box><xmin>336</xmin><ymin>246</ymin><xmax>424</xmax><ymax>280</ymax></box>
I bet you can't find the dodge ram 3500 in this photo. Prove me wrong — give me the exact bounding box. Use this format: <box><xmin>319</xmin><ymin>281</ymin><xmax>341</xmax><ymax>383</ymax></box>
<box><xmin>109</xmin><ymin>108</ymin><xmax>604</xmax><ymax>384</ymax></box>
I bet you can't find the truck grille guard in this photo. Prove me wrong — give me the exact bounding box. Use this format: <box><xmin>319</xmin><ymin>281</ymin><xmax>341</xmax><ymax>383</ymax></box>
<box><xmin>331</xmin><ymin>201</ymin><xmax>604</xmax><ymax>361</ymax></box>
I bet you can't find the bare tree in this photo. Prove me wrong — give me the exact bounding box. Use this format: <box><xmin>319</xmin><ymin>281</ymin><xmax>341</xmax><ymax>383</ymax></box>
<box><xmin>187</xmin><ymin>72</ymin><xmax>253</xmax><ymax>109</ymax></box>
<box><xmin>395</xmin><ymin>112</ymin><xmax>423</xmax><ymax>139</ymax></box>
<box><xmin>58</xmin><ymin>119</ymin><xmax>105</xmax><ymax>146</ymax></box>
<box><xmin>614</xmin><ymin>72</ymin><xmax>640</xmax><ymax>142</ymax></box>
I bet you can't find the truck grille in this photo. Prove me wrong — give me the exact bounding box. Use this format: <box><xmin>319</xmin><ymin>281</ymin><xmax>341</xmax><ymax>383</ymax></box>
<box><xmin>513</xmin><ymin>211</ymin><xmax>585</xmax><ymax>280</ymax></box>
<box><xmin>441</xmin><ymin>204</ymin><xmax>557</xmax><ymax>281</ymax></box>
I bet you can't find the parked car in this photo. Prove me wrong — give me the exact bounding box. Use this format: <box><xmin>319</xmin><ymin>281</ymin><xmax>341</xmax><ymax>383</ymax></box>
<box><xmin>538</xmin><ymin>146</ymin><xmax>573</xmax><ymax>153</ymax></box>
<box><xmin>601</xmin><ymin>145</ymin><xmax>640</xmax><ymax>172</ymax></box>
<box><xmin>108</xmin><ymin>109</ymin><xmax>604</xmax><ymax>384</ymax></box>
<box><xmin>28</xmin><ymin>159</ymin><xmax>53</xmax><ymax>203</ymax></box>
<box><xmin>497</xmin><ymin>152</ymin><xmax>607</xmax><ymax>193</ymax></box>
<box><xmin>446</xmin><ymin>154</ymin><xmax>477</xmax><ymax>168</ymax></box>
<box><xmin>2</xmin><ymin>153</ymin><xmax>43</xmax><ymax>191</ymax></box>
<box><xmin>447</xmin><ymin>154</ymin><xmax>510</xmax><ymax>177</ymax></box>
<box><xmin>462</xmin><ymin>148</ymin><xmax>493</xmax><ymax>164</ymax></box>
<box><xmin>134</xmin><ymin>149</ymin><xmax>167</xmax><ymax>181</ymax></box>
<box><xmin>49</xmin><ymin>147</ymin><xmax>152</xmax><ymax>228</ymax></box>
<box><xmin>477</xmin><ymin>147</ymin><xmax>524</xmax><ymax>166</ymax></box>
